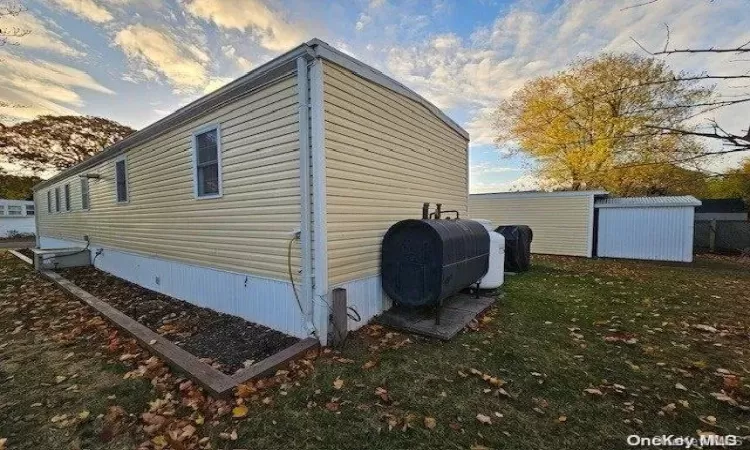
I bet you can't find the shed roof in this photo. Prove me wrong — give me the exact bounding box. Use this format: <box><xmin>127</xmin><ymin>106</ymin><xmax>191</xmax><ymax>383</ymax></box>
<box><xmin>595</xmin><ymin>196</ymin><xmax>701</xmax><ymax>208</ymax></box>
<box><xmin>695</xmin><ymin>198</ymin><xmax>746</xmax><ymax>214</ymax></box>
<box><xmin>470</xmin><ymin>190</ymin><xmax>608</xmax><ymax>200</ymax></box>
<box><xmin>35</xmin><ymin>38</ymin><xmax>468</xmax><ymax>192</ymax></box>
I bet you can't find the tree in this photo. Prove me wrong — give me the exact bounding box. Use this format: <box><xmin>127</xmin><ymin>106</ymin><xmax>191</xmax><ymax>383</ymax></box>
<box><xmin>0</xmin><ymin>171</ymin><xmax>40</xmax><ymax>200</ymax></box>
<box><xmin>493</xmin><ymin>53</ymin><xmax>712</xmax><ymax>194</ymax></box>
<box><xmin>705</xmin><ymin>158</ymin><xmax>750</xmax><ymax>203</ymax></box>
<box><xmin>0</xmin><ymin>115</ymin><xmax>135</xmax><ymax>173</ymax></box>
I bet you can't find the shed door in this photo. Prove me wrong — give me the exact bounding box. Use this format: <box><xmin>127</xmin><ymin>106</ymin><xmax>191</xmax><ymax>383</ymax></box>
<box><xmin>596</xmin><ymin>207</ymin><xmax>694</xmax><ymax>262</ymax></box>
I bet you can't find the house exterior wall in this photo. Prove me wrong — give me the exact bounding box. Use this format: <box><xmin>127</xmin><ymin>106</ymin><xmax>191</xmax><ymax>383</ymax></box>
<box><xmin>469</xmin><ymin>193</ymin><xmax>596</xmax><ymax>257</ymax></box>
<box><xmin>35</xmin><ymin>75</ymin><xmax>302</xmax><ymax>280</ymax></box>
<box><xmin>596</xmin><ymin>206</ymin><xmax>695</xmax><ymax>263</ymax></box>
<box><xmin>321</xmin><ymin>60</ymin><xmax>470</xmax><ymax>290</ymax></box>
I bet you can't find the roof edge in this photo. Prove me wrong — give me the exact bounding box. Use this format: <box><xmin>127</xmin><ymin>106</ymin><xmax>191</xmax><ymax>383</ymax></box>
<box><xmin>471</xmin><ymin>190</ymin><xmax>608</xmax><ymax>199</ymax></box>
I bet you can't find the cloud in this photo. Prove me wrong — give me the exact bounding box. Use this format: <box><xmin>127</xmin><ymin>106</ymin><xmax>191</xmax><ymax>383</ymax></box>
<box><xmin>470</xmin><ymin>162</ymin><xmax>522</xmax><ymax>176</ymax></box>
<box><xmin>355</xmin><ymin>13</ymin><xmax>371</xmax><ymax>31</ymax></box>
<box><xmin>3</xmin><ymin>11</ymin><xmax>85</xmax><ymax>57</ymax></box>
<box><xmin>470</xmin><ymin>174</ymin><xmax>542</xmax><ymax>194</ymax></box>
<box><xmin>221</xmin><ymin>45</ymin><xmax>253</xmax><ymax>71</ymax></box>
<box><xmin>382</xmin><ymin>0</ymin><xmax>750</xmax><ymax>160</ymax></box>
<box><xmin>203</xmin><ymin>76</ymin><xmax>233</xmax><ymax>94</ymax></box>
<box><xmin>0</xmin><ymin>51</ymin><xmax>113</xmax><ymax>121</ymax></box>
<box><xmin>49</xmin><ymin>0</ymin><xmax>114</xmax><ymax>23</ymax></box>
<box><xmin>184</xmin><ymin>0</ymin><xmax>305</xmax><ymax>51</ymax></box>
<box><xmin>115</xmin><ymin>24</ymin><xmax>209</xmax><ymax>90</ymax></box>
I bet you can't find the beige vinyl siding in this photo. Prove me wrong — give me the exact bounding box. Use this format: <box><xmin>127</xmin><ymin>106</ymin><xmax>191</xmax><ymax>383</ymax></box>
<box><xmin>469</xmin><ymin>194</ymin><xmax>593</xmax><ymax>257</ymax></box>
<box><xmin>323</xmin><ymin>61</ymin><xmax>469</xmax><ymax>286</ymax></box>
<box><xmin>35</xmin><ymin>74</ymin><xmax>302</xmax><ymax>280</ymax></box>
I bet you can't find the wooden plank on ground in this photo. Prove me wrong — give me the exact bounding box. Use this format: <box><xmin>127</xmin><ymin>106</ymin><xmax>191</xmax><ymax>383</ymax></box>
<box><xmin>8</xmin><ymin>249</ymin><xmax>33</xmax><ymax>265</ymax></box>
<box><xmin>232</xmin><ymin>337</ymin><xmax>319</xmax><ymax>384</ymax></box>
<box><xmin>40</xmin><ymin>269</ymin><xmax>236</xmax><ymax>397</ymax></box>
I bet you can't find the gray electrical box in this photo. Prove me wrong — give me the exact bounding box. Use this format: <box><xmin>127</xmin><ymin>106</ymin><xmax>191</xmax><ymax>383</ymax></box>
<box><xmin>32</xmin><ymin>248</ymin><xmax>91</xmax><ymax>271</ymax></box>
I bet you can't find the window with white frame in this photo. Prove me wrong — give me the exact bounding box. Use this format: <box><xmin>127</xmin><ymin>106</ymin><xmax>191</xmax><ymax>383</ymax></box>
<box><xmin>64</xmin><ymin>184</ymin><xmax>71</xmax><ymax>211</ymax></box>
<box><xmin>47</xmin><ymin>191</ymin><xmax>52</xmax><ymax>213</ymax></box>
<box><xmin>25</xmin><ymin>204</ymin><xmax>34</xmax><ymax>216</ymax></box>
<box><xmin>55</xmin><ymin>187</ymin><xmax>61</xmax><ymax>213</ymax></box>
<box><xmin>0</xmin><ymin>205</ymin><xmax>5</xmax><ymax>216</ymax></box>
<box><xmin>192</xmin><ymin>126</ymin><xmax>222</xmax><ymax>198</ymax></box>
<box><xmin>7</xmin><ymin>205</ymin><xmax>22</xmax><ymax>216</ymax></box>
<box><xmin>115</xmin><ymin>158</ymin><xmax>128</xmax><ymax>203</ymax></box>
<box><xmin>81</xmin><ymin>178</ymin><xmax>90</xmax><ymax>210</ymax></box>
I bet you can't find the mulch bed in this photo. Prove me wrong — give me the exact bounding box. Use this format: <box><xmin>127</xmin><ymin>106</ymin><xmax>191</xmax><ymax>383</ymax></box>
<box><xmin>57</xmin><ymin>266</ymin><xmax>300</xmax><ymax>375</ymax></box>
<box><xmin>16</xmin><ymin>248</ymin><xmax>34</xmax><ymax>259</ymax></box>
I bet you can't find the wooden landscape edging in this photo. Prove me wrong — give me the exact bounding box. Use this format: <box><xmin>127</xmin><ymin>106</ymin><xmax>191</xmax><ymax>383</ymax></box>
<box><xmin>8</xmin><ymin>249</ymin><xmax>33</xmax><ymax>265</ymax></box>
<box><xmin>39</xmin><ymin>269</ymin><xmax>319</xmax><ymax>397</ymax></box>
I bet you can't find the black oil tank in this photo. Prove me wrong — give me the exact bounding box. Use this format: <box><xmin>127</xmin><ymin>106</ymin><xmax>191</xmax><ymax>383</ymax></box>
<box><xmin>496</xmin><ymin>225</ymin><xmax>533</xmax><ymax>272</ymax></box>
<box><xmin>381</xmin><ymin>219</ymin><xmax>490</xmax><ymax>307</ymax></box>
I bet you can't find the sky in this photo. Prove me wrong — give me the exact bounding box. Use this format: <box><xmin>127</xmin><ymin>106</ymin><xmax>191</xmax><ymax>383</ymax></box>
<box><xmin>1</xmin><ymin>0</ymin><xmax>749</xmax><ymax>191</ymax></box>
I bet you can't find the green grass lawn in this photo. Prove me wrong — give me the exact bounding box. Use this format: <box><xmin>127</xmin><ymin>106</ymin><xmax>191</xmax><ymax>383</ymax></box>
<box><xmin>1</xmin><ymin>251</ymin><xmax>748</xmax><ymax>450</ymax></box>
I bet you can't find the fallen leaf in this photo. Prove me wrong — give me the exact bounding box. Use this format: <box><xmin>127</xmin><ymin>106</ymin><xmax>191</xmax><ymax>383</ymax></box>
<box><xmin>558</xmin><ymin>415</ymin><xmax>567</xmax><ymax>423</ymax></box>
<box><xmin>693</xmin><ymin>324</ymin><xmax>717</xmax><ymax>333</ymax></box>
<box><xmin>675</xmin><ymin>383</ymin><xmax>687</xmax><ymax>391</ymax></box>
<box><xmin>476</xmin><ymin>413</ymin><xmax>492</xmax><ymax>425</ymax></box>
<box><xmin>235</xmin><ymin>384</ymin><xmax>255</xmax><ymax>398</ymax></box>
<box><xmin>0</xmin><ymin>438</ymin><xmax>6</xmax><ymax>450</ymax></box>
<box><xmin>194</xmin><ymin>415</ymin><xmax>205</xmax><ymax>425</ymax></box>
<box><xmin>325</xmin><ymin>401</ymin><xmax>340</xmax><ymax>412</ymax></box>
<box><xmin>362</xmin><ymin>360</ymin><xmax>377</xmax><ymax>370</ymax></box>
<box><xmin>78</xmin><ymin>410</ymin><xmax>90</xmax><ymax>420</ymax></box>
<box><xmin>700</xmin><ymin>415</ymin><xmax>717</xmax><ymax>426</ymax></box>
<box><xmin>661</xmin><ymin>403</ymin><xmax>677</xmax><ymax>414</ymax></box>
<box><xmin>232</xmin><ymin>405</ymin><xmax>249</xmax><ymax>418</ymax></box>
<box><xmin>54</xmin><ymin>375</ymin><xmax>66</xmax><ymax>384</ymax></box>
<box><xmin>151</xmin><ymin>435</ymin><xmax>168</xmax><ymax>449</ymax></box>
<box><xmin>584</xmin><ymin>388</ymin><xmax>603</xmax><ymax>396</ymax></box>
<box><xmin>333</xmin><ymin>377</ymin><xmax>344</xmax><ymax>390</ymax></box>
<box><xmin>424</xmin><ymin>417</ymin><xmax>436</xmax><ymax>429</ymax></box>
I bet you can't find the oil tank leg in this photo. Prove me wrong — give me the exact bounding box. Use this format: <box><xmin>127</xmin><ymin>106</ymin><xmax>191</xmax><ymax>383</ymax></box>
<box><xmin>475</xmin><ymin>282</ymin><xmax>480</xmax><ymax>299</ymax></box>
<box><xmin>435</xmin><ymin>300</ymin><xmax>442</xmax><ymax>325</ymax></box>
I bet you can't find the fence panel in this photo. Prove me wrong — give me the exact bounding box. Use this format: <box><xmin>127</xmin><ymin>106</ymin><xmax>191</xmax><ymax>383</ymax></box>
<box><xmin>694</xmin><ymin>220</ymin><xmax>750</xmax><ymax>253</ymax></box>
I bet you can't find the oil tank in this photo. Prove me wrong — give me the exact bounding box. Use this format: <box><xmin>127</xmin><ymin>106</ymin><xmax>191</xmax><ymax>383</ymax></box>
<box><xmin>381</xmin><ymin>219</ymin><xmax>490</xmax><ymax>307</ymax></box>
<box><xmin>496</xmin><ymin>225</ymin><xmax>533</xmax><ymax>272</ymax></box>
<box><xmin>472</xmin><ymin>219</ymin><xmax>505</xmax><ymax>289</ymax></box>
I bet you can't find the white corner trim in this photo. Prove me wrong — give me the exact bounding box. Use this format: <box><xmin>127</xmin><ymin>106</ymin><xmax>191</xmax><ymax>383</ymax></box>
<box><xmin>310</xmin><ymin>58</ymin><xmax>329</xmax><ymax>345</ymax></box>
<box><xmin>470</xmin><ymin>190</ymin><xmax>608</xmax><ymax>200</ymax></box>
<box><xmin>587</xmin><ymin>195</ymin><xmax>595</xmax><ymax>258</ymax></box>
<box><xmin>191</xmin><ymin>123</ymin><xmax>224</xmax><ymax>200</ymax></box>
<box><xmin>297</xmin><ymin>57</ymin><xmax>314</xmax><ymax>333</ymax></box>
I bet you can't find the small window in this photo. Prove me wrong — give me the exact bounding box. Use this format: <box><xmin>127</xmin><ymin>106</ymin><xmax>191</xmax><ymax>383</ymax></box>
<box><xmin>64</xmin><ymin>184</ymin><xmax>71</xmax><ymax>211</ymax></box>
<box><xmin>47</xmin><ymin>191</ymin><xmax>52</xmax><ymax>213</ymax></box>
<box><xmin>7</xmin><ymin>205</ymin><xmax>22</xmax><ymax>216</ymax></box>
<box><xmin>115</xmin><ymin>158</ymin><xmax>128</xmax><ymax>203</ymax></box>
<box><xmin>55</xmin><ymin>187</ymin><xmax>61</xmax><ymax>213</ymax></box>
<box><xmin>81</xmin><ymin>178</ymin><xmax>90</xmax><ymax>210</ymax></box>
<box><xmin>0</xmin><ymin>205</ymin><xmax>5</xmax><ymax>216</ymax></box>
<box><xmin>25</xmin><ymin>204</ymin><xmax>34</xmax><ymax>216</ymax></box>
<box><xmin>192</xmin><ymin>126</ymin><xmax>222</xmax><ymax>198</ymax></box>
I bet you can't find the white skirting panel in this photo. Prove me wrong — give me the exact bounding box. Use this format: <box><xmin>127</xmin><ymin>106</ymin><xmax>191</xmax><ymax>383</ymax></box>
<box><xmin>0</xmin><ymin>217</ymin><xmax>36</xmax><ymax>238</ymax></box>
<box><xmin>39</xmin><ymin>236</ymin><xmax>310</xmax><ymax>338</ymax></box>
<box><xmin>333</xmin><ymin>274</ymin><xmax>392</xmax><ymax>331</ymax></box>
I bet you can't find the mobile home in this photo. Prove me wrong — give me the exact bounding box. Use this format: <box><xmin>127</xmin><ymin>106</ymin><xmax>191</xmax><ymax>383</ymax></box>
<box><xmin>0</xmin><ymin>199</ymin><xmax>36</xmax><ymax>238</ymax></box>
<box><xmin>33</xmin><ymin>39</ymin><xmax>469</xmax><ymax>345</ymax></box>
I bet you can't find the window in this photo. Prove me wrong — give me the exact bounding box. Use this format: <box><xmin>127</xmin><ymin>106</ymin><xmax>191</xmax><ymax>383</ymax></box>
<box><xmin>115</xmin><ymin>157</ymin><xmax>128</xmax><ymax>203</ymax></box>
<box><xmin>25</xmin><ymin>204</ymin><xmax>34</xmax><ymax>216</ymax></box>
<box><xmin>0</xmin><ymin>205</ymin><xmax>4</xmax><ymax>216</ymax></box>
<box><xmin>47</xmin><ymin>191</ymin><xmax>52</xmax><ymax>213</ymax></box>
<box><xmin>64</xmin><ymin>184</ymin><xmax>71</xmax><ymax>211</ymax></box>
<box><xmin>192</xmin><ymin>125</ymin><xmax>222</xmax><ymax>198</ymax></box>
<box><xmin>55</xmin><ymin>187</ymin><xmax>61</xmax><ymax>213</ymax></box>
<box><xmin>81</xmin><ymin>178</ymin><xmax>90</xmax><ymax>210</ymax></box>
<box><xmin>7</xmin><ymin>205</ymin><xmax>22</xmax><ymax>216</ymax></box>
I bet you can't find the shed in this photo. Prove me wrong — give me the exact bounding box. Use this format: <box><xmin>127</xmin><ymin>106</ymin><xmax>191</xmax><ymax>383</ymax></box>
<box><xmin>594</xmin><ymin>196</ymin><xmax>701</xmax><ymax>263</ymax></box>
<box><xmin>0</xmin><ymin>199</ymin><xmax>35</xmax><ymax>238</ymax></box>
<box><xmin>469</xmin><ymin>191</ymin><xmax>607</xmax><ymax>257</ymax></box>
<box><xmin>32</xmin><ymin>39</ymin><xmax>469</xmax><ymax>346</ymax></box>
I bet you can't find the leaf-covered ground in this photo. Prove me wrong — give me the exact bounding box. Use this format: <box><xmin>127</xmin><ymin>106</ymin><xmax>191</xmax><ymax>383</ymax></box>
<box><xmin>1</xmin><ymin>251</ymin><xmax>748</xmax><ymax>450</ymax></box>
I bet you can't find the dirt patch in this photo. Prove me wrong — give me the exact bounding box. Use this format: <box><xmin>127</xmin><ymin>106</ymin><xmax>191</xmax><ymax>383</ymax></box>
<box><xmin>16</xmin><ymin>248</ymin><xmax>34</xmax><ymax>259</ymax></box>
<box><xmin>58</xmin><ymin>266</ymin><xmax>299</xmax><ymax>374</ymax></box>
